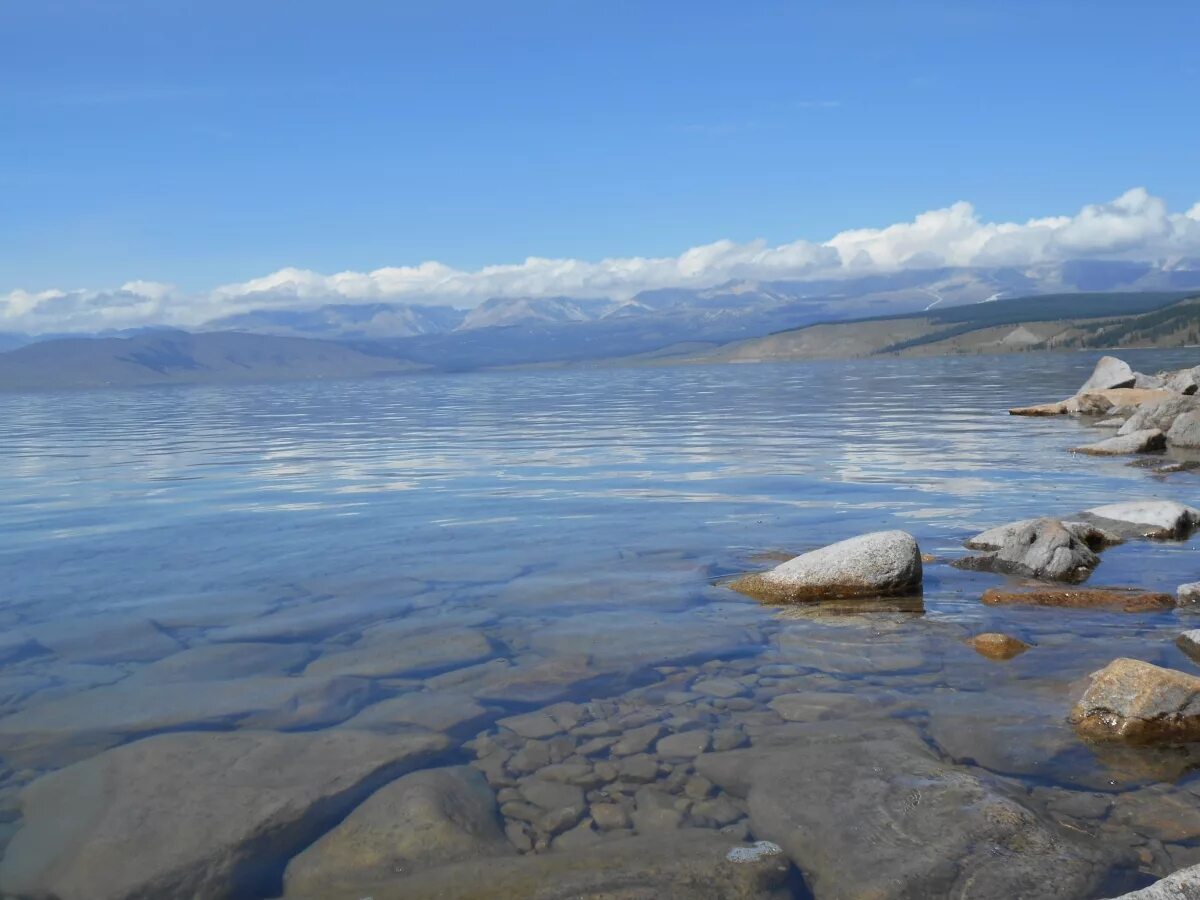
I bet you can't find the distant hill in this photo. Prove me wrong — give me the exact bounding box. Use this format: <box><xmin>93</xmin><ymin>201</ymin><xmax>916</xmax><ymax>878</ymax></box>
<box><xmin>679</xmin><ymin>291</ymin><xmax>1200</xmax><ymax>365</ymax></box>
<box><xmin>0</xmin><ymin>331</ymin><xmax>423</xmax><ymax>390</ymax></box>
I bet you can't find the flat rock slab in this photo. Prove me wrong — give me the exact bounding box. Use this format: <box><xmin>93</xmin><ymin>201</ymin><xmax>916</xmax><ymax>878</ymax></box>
<box><xmin>0</xmin><ymin>675</ymin><xmax>371</xmax><ymax>768</ymax></box>
<box><xmin>305</xmin><ymin>627</ymin><xmax>495</xmax><ymax>678</ymax></box>
<box><xmin>0</xmin><ymin>729</ymin><xmax>449</xmax><ymax>900</ymax></box>
<box><xmin>1077</xmin><ymin>501</ymin><xmax>1200</xmax><ymax>540</ymax></box>
<box><xmin>529</xmin><ymin>611</ymin><xmax>757</xmax><ymax>669</ymax></box>
<box><xmin>982</xmin><ymin>586</ymin><xmax>1176</xmax><ymax>613</ymax></box>
<box><xmin>694</xmin><ymin>721</ymin><xmax>1107</xmax><ymax>899</ymax></box>
<box><xmin>28</xmin><ymin>615</ymin><xmax>183</xmax><ymax>665</ymax></box>
<box><xmin>1071</xmin><ymin>658</ymin><xmax>1200</xmax><ymax>743</ymax></box>
<box><xmin>283</xmin><ymin>831</ymin><xmax>791</xmax><ymax>900</ymax></box>
<box><xmin>283</xmin><ymin>765</ymin><xmax>512</xmax><ymax>897</ymax></box>
<box><xmin>729</xmin><ymin>530</ymin><xmax>922</xmax><ymax>603</ymax></box>
<box><xmin>341</xmin><ymin>690</ymin><xmax>493</xmax><ymax>735</ymax></box>
<box><xmin>1072</xmin><ymin>428</ymin><xmax>1166</xmax><ymax>456</ymax></box>
<box><xmin>126</xmin><ymin>641</ymin><xmax>314</xmax><ymax>683</ymax></box>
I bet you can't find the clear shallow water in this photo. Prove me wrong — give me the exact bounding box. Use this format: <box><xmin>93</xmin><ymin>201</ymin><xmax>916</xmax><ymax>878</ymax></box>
<box><xmin>3</xmin><ymin>351</ymin><xmax>1200</xmax><ymax>896</ymax></box>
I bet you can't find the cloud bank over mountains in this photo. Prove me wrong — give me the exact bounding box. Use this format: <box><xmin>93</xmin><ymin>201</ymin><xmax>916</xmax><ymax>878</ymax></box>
<box><xmin>4</xmin><ymin>188</ymin><xmax>1199</xmax><ymax>334</ymax></box>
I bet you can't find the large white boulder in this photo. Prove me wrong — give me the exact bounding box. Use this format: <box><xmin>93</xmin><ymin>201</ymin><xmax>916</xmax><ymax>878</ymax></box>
<box><xmin>1078</xmin><ymin>356</ymin><xmax>1136</xmax><ymax>393</ymax></box>
<box><xmin>730</xmin><ymin>530</ymin><xmax>922</xmax><ymax>602</ymax></box>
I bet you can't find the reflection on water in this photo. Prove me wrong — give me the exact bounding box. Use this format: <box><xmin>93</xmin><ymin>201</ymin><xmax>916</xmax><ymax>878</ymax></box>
<box><xmin>2</xmin><ymin>350</ymin><xmax>1200</xmax><ymax>896</ymax></box>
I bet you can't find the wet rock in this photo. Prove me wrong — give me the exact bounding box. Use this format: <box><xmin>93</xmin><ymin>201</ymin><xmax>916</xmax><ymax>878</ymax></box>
<box><xmin>966</xmin><ymin>632</ymin><xmax>1031</xmax><ymax>660</ymax></box>
<box><xmin>589</xmin><ymin>801</ymin><xmax>631</xmax><ymax>831</ymax></box>
<box><xmin>632</xmin><ymin>787</ymin><xmax>684</xmax><ymax>832</ymax></box>
<box><xmin>965</xmin><ymin>518</ymin><xmax>1122</xmax><ymax>552</ymax></box>
<box><xmin>617</xmin><ymin>754</ymin><xmax>660</xmax><ymax>783</ymax></box>
<box><xmin>1179</xmin><ymin>583</ymin><xmax>1200</xmax><ymax>605</ymax></box>
<box><xmin>955</xmin><ymin>517</ymin><xmax>1099</xmax><ymax>582</ymax></box>
<box><xmin>529</xmin><ymin>612</ymin><xmax>758</xmax><ymax>670</ymax></box>
<box><xmin>472</xmin><ymin>655</ymin><xmax>605</xmax><ymax>705</ymax></box>
<box><xmin>695</xmin><ymin>721</ymin><xmax>1107</xmax><ymax>899</ymax></box>
<box><xmin>692</xmin><ymin>796</ymin><xmax>744</xmax><ymax>828</ymax></box>
<box><xmin>1077</xmin><ymin>501</ymin><xmax>1200</xmax><ymax>540</ymax></box>
<box><xmin>1071</xmin><ymin>659</ymin><xmax>1200</xmax><ymax>743</ymax></box>
<box><xmin>29</xmin><ymin>615</ymin><xmax>183</xmax><ymax>665</ymax></box>
<box><xmin>341</xmin><ymin>690</ymin><xmax>492</xmax><ymax>735</ymax></box>
<box><xmin>0</xmin><ymin>675</ymin><xmax>371</xmax><ymax>768</ymax></box>
<box><xmin>551</xmin><ymin>818</ymin><xmax>601</xmax><ymax>849</ymax></box>
<box><xmin>1010</xmin><ymin>400</ymin><xmax>1075</xmax><ymax>416</ymax></box>
<box><xmin>304</xmin><ymin>627</ymin><xmax>494</xmax><ymax>678</ymax></box>
<box><xmin>283</xmin><ymin>766</ymin><xmax>512</xmax><ymax>896</ymax></box>
<box><xmin>657</xmin><ymin>730</ymin><xmax>711</xmax><ymax>759</ymax></box>
<box><xmin>730</xmin><ymin>530</ymin><xmax>923</xmax><ymax>603</ymax></box>
<box><xmin>497</xmin><ymin>710</ymin><xmax>562</xmax><ymax>740</ymax></box>
<box><xmin>128</xmin><ymin>641</ymin><xmax>313</xmax><ymax>683</ymax></box>
<box><xmin>1075</xmin><ymin>388</ymin><xmax>1174</xmax><ymax>416</ymax></box>
<box><xmin>0</xmin><ymin>729</ymin><xmax>448</xmax><ymax>900</ymax></box>
<box><xmin>982</xmin><ymin>586</ymin><xmax>1175</xmax><ymax>612</ymax></box>
<box><xmin>1109</xmin><ymin>863</ymin><xmax>1200</xmax><ymax>898</ymax></box>
<box><xmin>1074</xmin><ymin>428</ymin><xmax>1167</xmax><ymax>456</ymax></box>
<box><xmin>767</xmin><ymin>690</ymin><xmax>897</xmax><ymax>722</ymax></box>
<box><xmin>1177</xmin><ymin>631</ymin><xmax>1200</xmax><ymax>664</ymax></box>
<box><xmin>519</xmin><ymin>777</ymin><xmax>586</xmax><ymax>816</ymax></box>
<box><xmin>1094</xmin><ymin>416</ymin><xmax>1128</xmax><ymax>428</ymax></box>
<box><xmin>292</xmin><ymin>831</ymin><xmax>791</xmax><ymax>899</ymax></box>
<box><xmin>611</xmin><ymin>723</ymin><xmax>665</xmax><ymax>756</ymax></box>
<box><xmin>692</xmin><ymin>676</ymin><xmax>747</xmax><ymax>699</ymax></box>
<box><xmin>1110</xmin><ymin>786</ymin><xmax>1200</xmax><ymax>843</ymax></box>
<box><xmin>711</xmin><ymin>728</ymin><xmax>749</xmax><ymax>752</ymax></box>
<box><xmin>1079</xmin><ymin>356</ymin><xmax>1137</xmax><ymax>393</ymax></box>
<box><xmin>1119</xmin><ymin>396</ymin><xmax>1199</xmax><ymax>436</ymax></box>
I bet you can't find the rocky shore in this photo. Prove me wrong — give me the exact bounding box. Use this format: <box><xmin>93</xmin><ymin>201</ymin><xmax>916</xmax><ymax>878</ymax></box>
<box><xmin>4</xmin><ymin>354</ymin><xmax>1200</xmax><ymax>899</ymax></box>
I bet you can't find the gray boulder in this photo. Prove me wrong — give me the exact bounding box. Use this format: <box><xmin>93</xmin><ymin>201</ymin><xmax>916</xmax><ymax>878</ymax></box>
<box><xmin>965</xmin><ymin>518</ymin><xmax>1121</xmax><ymax>552</ymax></box>
<box><xmin>1120</xmin><ymin>396</ymin><xmax>1199</xmax><ymax>435</ymax></box>
<box><xmin>1070</xmin><ymin>658</ymin><xmax>1200</xmax><ymax>742</ymax></box>
<box><xmin>1168</xmin><ymin>410</ymin><xmax>1200</xmax><ymax>447</ymax></box>
<box><xmin>1110</xmin><ymin>864</ymin><xmax>1200</xmax><ymax>898</ymax></box>
<box><xmin>0</xmin><ymin>729</ymin><xmax>449</xmax><ymax>900</ymax></box>
<box><xmin>283</xmin><ymin>766</ymin><xmax>513</xmax><ymax>897</ymax></box>
<box><xmin>694</xmin><ymin>721</ymin><xmax>1107</xmax><ymax>899</ymax></box>
<box><xmin>1077</xmin><ymin>501</ymin><xmax>1200</xmax><ymax>540</ymax></box>
<box><xmin>955</xmin><ymin>517</ymin><xmax>1099</xmax><ymax>583</ymax></box>
<box><xmin>1180</xmin><ymin>583</ymin><xmax>1200</xmax><ymax>605</ymax></box>
<box><xmin>1072</xmin><ymin>428</ymin><xmax>1166</xmax><ymax>455</ymax></box>
<box><xmin>1079</xmin><ymin>356</ymin><xmax>1137</xmax><ymax>393</ymax></box>
<box><xmin>730</xmin><ymin>530</ymin><xmax>922</xmax><ymax>602</ymax></box>
<box><xmin>1165</xmin><ymin>367</ymin><xmax>1200</xmax><ymax>396</ymax></box>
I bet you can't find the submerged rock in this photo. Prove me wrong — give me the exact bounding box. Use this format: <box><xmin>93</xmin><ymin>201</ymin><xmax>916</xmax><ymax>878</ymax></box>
<box><xmin>304</xmin><ymin>627</ymin><xmax>495</xmax><ymax>678</ymax></box>
<box><xmin>954</xmin><ymin>517</ymin><xmax>1099</xmax><ymax>582</ymax></box>
<box><xmin>982</xmin><ymin>586</ymin><xmax>1175</xmax><ymax>612</ymax></box>
<box><xmin>0</xmin><ymin>675</ymin><xmax>372</xmax><ymax>768</ymax></box>
<box><xmin>1072</xmin><ymin>428</ymin><xmax>1166</xmax><ymax>456</ymax></box>
<box><xmin>694</xmin><ymin>721</ymin><xmax>1107</xmax><ymax>899</ymax></box>
<box><xmin>283</xmin><ymin>831</ymin><xmax>791</xmax><ymax>899</ymax></box>
<box><xmin>0</xmin><ymin>729</ymin><xmax>448</xmax><ymax>900</ymax></box>
<box><xmin>1070</xmin><ymin>658</ymin><xmax>1200</xmax><ymax>743</ymax></box>
<box><xmin>283</xmin><ymin>766</ymin><xmax>512</xmax><ymax>897</ymax></box>
<box><xmin>966</xmin><ymin>632</ymin><xmax>1031</xmax><ymax>660</ymax></box>
<box><xmin>1077</xmin><ymin>500</ymin><xmax>1200</xmax><ymax>540</ymax></box>
<box><xmin>1079</xmin><ymin>356</ymin><xmax>1137</xmax><ymax>393</ymax></box>
<box><xmin>1111</xmin><ymin>863</ymin><xmax>1200</xmax><ymax>898</ymax></box>
<box><xmin>729</xmin><ymin>530</ymin><xmax>922</xmax><ymax>603</ymax></box>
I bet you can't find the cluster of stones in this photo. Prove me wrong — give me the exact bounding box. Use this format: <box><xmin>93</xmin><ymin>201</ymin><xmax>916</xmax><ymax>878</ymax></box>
<box><xmin>1010</xmin><ymin>356</ymin><xmax>1200</xmax><ymax>461</ymax></box>
<box><xmin>465</xmin><ymin>667</ymin><xmax>771</xmax><ymax>854</ymax></box>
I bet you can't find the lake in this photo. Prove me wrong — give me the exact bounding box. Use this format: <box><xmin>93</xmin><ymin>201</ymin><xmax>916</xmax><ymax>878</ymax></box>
<box><xmin>2</xmin><ymin>350</ymin><xmax>1200</xmax><ymax>898</ymax></box>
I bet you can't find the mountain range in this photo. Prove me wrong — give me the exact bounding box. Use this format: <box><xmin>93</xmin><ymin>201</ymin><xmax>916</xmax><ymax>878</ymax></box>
<box><xmin>2</xmin><ymin>260</ymin><xmax>1200</xmax><ymax>389</ymax></box>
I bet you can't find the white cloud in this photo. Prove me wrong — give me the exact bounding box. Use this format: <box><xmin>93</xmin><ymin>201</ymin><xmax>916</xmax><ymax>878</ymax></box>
<box><xmin>3</xmin><ymin>187</ymin><xmax>1199</xmax><ymax>334</ymax></box>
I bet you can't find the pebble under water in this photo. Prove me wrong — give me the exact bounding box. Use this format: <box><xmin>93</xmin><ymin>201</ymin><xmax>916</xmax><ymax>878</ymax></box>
<box><xmin>2</xmin><ymin>350</ymin><xmax>1200</xmax><ymax>898</ymax></box>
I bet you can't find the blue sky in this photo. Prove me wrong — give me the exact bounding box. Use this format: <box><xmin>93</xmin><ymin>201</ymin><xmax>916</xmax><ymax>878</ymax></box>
<box><xmin>2</xmin><ymin>0</ymin><xmax>1199</xmax><ymax>306</ymax></box>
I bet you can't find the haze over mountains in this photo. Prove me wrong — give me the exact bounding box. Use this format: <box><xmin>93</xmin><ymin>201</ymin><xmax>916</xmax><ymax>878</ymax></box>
<box><xmin>2</xmin><ymin>259</ymin><xmax>1200</xmax><ymax>389</ymax></box>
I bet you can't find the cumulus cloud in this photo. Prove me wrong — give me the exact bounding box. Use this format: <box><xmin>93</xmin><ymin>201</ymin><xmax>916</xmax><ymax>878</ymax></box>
<box><xmin>4</xmin><ymin>187</ymin><xmax>1199</xmax><ymax>334</ymax></box>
